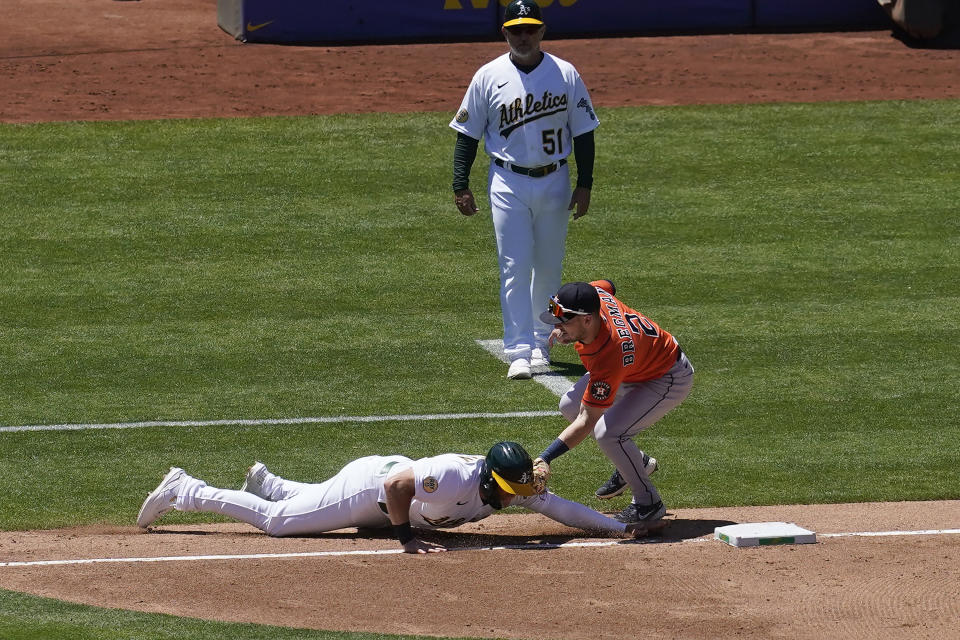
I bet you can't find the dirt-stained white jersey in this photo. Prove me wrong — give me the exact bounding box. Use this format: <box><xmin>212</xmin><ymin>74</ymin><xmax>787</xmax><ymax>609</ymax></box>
<box><xmin>398</xmin><ymin>454</ymin><xmax>495</xmax><ymax>529</ymax></box>
<box><xmin>386</xmin><ymin>453</ymin><xmax>625</xmax><ymax>534</ymax></box>
<box><xmin>450</xmin><ymin>52</ymin><xmax>598</xmax><ymax>167</ymax></box>
<box><xmin>172</xmin><ymin>452</ymin><xmax>628</xmax><ymax>538</ymax></box>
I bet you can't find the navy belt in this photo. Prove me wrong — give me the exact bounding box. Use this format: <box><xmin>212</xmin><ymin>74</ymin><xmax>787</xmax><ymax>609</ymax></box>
<box><xmin>494</xmin><ymin>157</ymin><xmax>567</xmax><ymax>178</ymax></box>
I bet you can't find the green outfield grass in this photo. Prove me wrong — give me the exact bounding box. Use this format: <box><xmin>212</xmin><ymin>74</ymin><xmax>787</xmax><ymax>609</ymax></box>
<box><xmin>1</xmin><ymin>98</ymin><xmax>958</xmax><ymax>638</ymax></box>
<box><xmin>0</xmin><ymin>588</ymin><xmax>464</xmax><ymax>640</ymax></box>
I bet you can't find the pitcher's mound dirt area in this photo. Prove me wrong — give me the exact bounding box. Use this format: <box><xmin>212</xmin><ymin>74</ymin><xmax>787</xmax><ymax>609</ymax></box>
<box><xmin>3</xmin><ymin>1</ymin><xmax>960</xmax><ymax>638</ymax></box>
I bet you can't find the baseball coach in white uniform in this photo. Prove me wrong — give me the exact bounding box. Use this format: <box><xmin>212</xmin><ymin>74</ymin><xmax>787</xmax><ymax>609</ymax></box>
<box><xmin>450</xmin><ymin>0</ymin><xmax>600</xmax><ymax>380</ymax></box>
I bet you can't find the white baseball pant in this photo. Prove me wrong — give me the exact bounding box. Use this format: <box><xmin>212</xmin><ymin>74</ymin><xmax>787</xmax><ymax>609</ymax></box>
<box><xmin>489</xmin><ymin>162</ymin><xmax>571</xmax><ymax>361</ymax></box>
<box><xmin>175</xmin><ymin>456</ymin><xmax>406</xmax><ymax>537</ymax></box>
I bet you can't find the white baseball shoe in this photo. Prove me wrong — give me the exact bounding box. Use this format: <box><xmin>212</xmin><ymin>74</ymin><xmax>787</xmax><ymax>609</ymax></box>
<box><xmin>137</xmin><ymin>467</ymin><xmax>186</xmax><ymax>528</ymax></box>
<box><xmin>241</xmin><ymin>461</ymin><xmax>271</xmax><ymax>499</ymax></box>
<box><xmin>530</xmin><ymin>347</ymin><xmax>550</xmax><ymax>368</ymax></box>
<box><xmin>507</xmin><ymin>358</ymin><xmax>532</xmax><ymax>380</ymax></box>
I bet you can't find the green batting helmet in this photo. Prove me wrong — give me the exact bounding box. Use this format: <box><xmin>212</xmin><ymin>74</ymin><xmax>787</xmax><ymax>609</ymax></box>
<box><xmin>479</xmin><ymin>441</ymin><xmax>536</xmax><ymax>509</ymax></box>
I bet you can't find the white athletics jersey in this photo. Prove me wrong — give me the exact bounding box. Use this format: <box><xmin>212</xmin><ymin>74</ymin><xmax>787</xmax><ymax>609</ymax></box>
<box><xmin>450</xmin><ymin>52</ymin><xmax>598</xmax><ymax>167</ymax></box>
<box><xmin>384</xmin><ymin>453</ymin><xmax>626</xmax><ymax>535</ymax></box>
<box><xmin>395</xmin><ymin>454</ymin><xmax>494</xmax><ymax>529</ymax></box>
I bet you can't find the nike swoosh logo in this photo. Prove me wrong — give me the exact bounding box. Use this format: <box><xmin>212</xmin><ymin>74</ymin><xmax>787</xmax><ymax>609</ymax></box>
<box><xmin>457</xmin><ymin>501</ymin><xmax>469</xmax><ymax>505</ymax></box>
<box><xmin>498</xmin><ymin>82</ymin><xmax>509</xmax><ymax>89</ymax></box>
<box><xmin>246</xmin><ymin>20</ymin><xmax>275</xmax><ymax>32</ymax></box>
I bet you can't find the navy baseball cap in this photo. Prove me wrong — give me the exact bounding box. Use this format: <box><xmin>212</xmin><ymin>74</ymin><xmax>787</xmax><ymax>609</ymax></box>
<box><xmin>503</xmin><ymin>0</ymin><xmax>544</xmax><ymax>28</ymax></box>
<box><xmin>539</xmin><ymin>282</ymin><xmax>600</xmax><ymax>325</ymax></box>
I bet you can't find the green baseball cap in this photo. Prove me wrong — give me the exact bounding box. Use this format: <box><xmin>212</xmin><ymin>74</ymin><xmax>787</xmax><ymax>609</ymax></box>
<box><xmin>503</xmin><ymin>0</ymin><xmax>544</xmax><ymax>28</ymax></box>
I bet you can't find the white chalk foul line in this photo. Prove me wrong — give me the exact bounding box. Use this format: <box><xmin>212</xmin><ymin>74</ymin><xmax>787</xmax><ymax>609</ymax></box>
<box><xmin>0</xmin><ymin>539</ymin><xmax>681</xmax><ymax>568</ymax></box>
<box><xmin>0</xmin><ymin>410</ymin><xmax>560</xmax><ymax>434</ymax></box>
<box><xmin>820</xmin><ymin>528</ymin><xmax>960</xmax><ymax>538</ymax></box>
<box><xmin>3</xmin><ymin>528</ymin><xmax>959</xmax><ymax>568</ymax></box>
<box><xmin>0</xmin><ymin>339</ymin><xmax>564</xmax><ymax>434</ymax></box>
<box><xmin>475</xmin><ymin>338</ymin><xmax>572</xmax><ymax>397</ymax></box>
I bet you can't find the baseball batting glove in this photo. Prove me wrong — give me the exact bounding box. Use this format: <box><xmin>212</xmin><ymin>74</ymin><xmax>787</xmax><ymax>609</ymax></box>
<box><xmin>403</xmin><ymin>537</ymin><xmax>448</xmax><ymax>554</ymax></box>
<box><xmin>532</xmin><ymin>457</ymin><xmax>551</xmax><ymax>494</ymax></box>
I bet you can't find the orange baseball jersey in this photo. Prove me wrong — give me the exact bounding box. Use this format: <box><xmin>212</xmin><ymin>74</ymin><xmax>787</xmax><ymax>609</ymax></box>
<box><xmin>575</xmin><ymin>281</ymin><xmax>680</xmax><ymax>408</ymax></box>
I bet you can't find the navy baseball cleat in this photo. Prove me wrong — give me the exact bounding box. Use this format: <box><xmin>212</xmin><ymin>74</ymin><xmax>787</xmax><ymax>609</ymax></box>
<box><xmin>595</xmin><ymin>469</ymin><xmax>627</xmax><ymax>499</ymax></box>
<box><xmin>614</xmin><ymin>500</ymin><xmax>666</xmax><ymax>524</ymax></box>
<box><xmin>595</xmin><ymin>454</ymin><xmax>658</xmax><ymax>499</ymax></box>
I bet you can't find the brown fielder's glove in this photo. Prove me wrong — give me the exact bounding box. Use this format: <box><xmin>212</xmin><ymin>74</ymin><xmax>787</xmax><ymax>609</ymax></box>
<box><xmin>532</xmin><ymin>457</ymin><xmax>550</xmax><ymax>494</ymax></box>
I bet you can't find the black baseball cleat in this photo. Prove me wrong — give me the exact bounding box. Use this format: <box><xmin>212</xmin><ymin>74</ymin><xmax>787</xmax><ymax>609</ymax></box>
<box><xmin>595</xmin><ymin>469</ymin><xmax>627</xmax><ymax>499</ymax></box>
<box><xmin>614</xmin><ymin>500</ymin><xmax>666</xmax><ymax>524</ymax></box>
<box><xmin>594</xmin><ymin>454</ymin><xmax>658</xmax><ymax>499</ymax></box>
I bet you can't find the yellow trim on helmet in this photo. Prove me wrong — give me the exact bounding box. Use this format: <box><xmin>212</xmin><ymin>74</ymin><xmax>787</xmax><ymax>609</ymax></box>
<box><xmin>503</xmin><ymin>17</ymin><xmax>544</xmax><ymax>28</ymax></box>
<box><xmin>491</xmin><ymin>469</ymin><xmax>536</xmax><ymax>496</ymax></box>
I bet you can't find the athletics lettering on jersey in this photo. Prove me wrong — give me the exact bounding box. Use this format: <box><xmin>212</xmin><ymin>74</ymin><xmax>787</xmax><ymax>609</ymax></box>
<box><xmin>422</xmin><ymin>515</ymin><xmax>468</xmax><ymax>528</ymax></box>
<box><xmin>498</xmin><ymin>91</ymin><xmax>568</xmax><ymax>138</ymax></box>
<box><xmin>450</xmin><ymin>52</ymin><xmax>598</xmax><ymax>166</ymax></box>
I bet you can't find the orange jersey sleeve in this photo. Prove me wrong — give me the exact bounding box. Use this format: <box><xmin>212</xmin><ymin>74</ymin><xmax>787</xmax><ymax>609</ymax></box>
<box><xmin>575</xmin><ymin>285</ymin><xmax>679</xmax><ymax>408</ymax></box>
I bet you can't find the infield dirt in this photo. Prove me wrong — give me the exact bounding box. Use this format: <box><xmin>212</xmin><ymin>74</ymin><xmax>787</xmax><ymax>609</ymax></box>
<box><xmin>4</xmin><ymin>0</ymin><xmax>960</xmax><ymax>123</ymax></box>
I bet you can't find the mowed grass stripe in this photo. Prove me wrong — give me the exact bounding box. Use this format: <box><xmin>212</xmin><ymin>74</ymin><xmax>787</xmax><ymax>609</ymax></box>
<box><xmin>1</xmin><ymin>99</ymin><xmax>957</xmax><ymax>533</ymax></box>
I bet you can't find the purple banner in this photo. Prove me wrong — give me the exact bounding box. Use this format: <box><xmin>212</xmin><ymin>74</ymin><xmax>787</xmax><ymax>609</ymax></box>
<box><xmin>217</xmin><ymin>0</ymin><xmax>892</xmax><ymax>44</ymax></box>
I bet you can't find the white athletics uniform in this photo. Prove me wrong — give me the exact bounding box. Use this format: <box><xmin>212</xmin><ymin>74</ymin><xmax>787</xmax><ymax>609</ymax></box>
<box><xmin>173</xmin><ymin>454</ymin><xmax>625</xmax><ymax>537</ymax></box>
<box><xmin>450</xmin><ymin>52</ymin><xmax>599</xmax><ymax>361</ymax></box>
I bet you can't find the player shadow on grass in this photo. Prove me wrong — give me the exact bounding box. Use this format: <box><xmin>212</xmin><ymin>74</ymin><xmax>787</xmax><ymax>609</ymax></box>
<box><xmin>543</xmin><ymin>360</ymin><xmax>587</xmax><ymax>378</ymax></box>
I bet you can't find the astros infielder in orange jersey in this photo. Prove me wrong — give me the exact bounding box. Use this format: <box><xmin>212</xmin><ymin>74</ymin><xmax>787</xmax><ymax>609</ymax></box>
<box><xmin>533</xmin><ymin>280</ymin><xmax>694</xmax><ymax>526</ymax></box>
